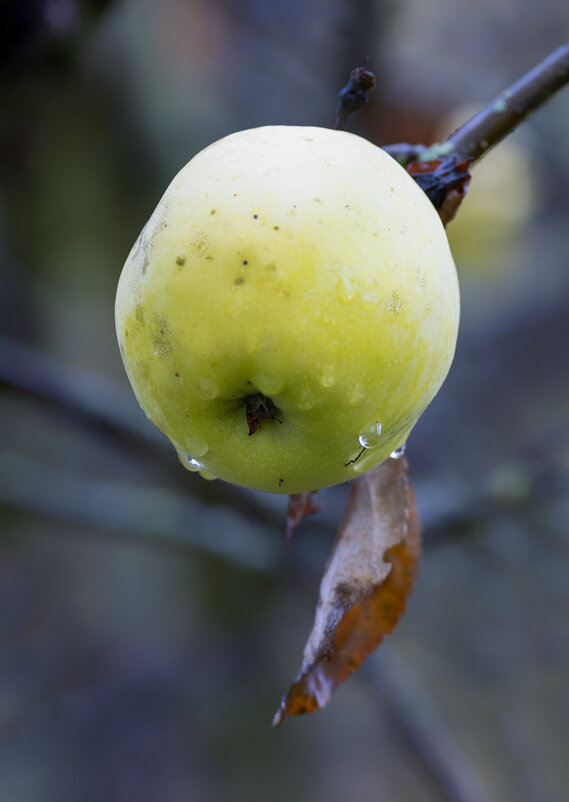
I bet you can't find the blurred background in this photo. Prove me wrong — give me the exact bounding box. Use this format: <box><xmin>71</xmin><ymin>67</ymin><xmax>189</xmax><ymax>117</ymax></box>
<box><xmin>1</xmin><ymin>2</ymin><xmax>569</xmax><ymax>800</ymax></box>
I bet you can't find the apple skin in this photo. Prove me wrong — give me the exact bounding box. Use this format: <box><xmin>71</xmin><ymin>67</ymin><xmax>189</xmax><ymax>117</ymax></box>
<box><xmin>115</xmin><ymin>126</ymin><xmax>459</xmax><ymax>494</ymax></box>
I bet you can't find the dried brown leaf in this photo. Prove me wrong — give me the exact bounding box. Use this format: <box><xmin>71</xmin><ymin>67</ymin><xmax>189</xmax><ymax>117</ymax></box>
<box><xmin>286</xmin><ymin>492</ymin><xmax>320</xmax><ymax>544</ymax></box>
<box><xmin>407</xmin><ymin>157</ymin><xmax>472</xmax><ymax>225</ymax></box>
<box><xmin>273</xmin><ymin>457</ymin><xmax>421</xmax><ymax>726</ymax></box>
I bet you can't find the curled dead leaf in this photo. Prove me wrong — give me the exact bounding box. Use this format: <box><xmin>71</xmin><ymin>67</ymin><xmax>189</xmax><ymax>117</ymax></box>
<box><xmin>273</xmin><ymin>457</ymin><xmax>421</xmax><ymax>726</ymax></box>
<box><xmin>286</xmin><ymin>492</ymin><xmax>320</xmax><ymax>544</ymax></box>
<box><xmin>407</xmin><ymin>157</ymin><xmax>472</xmax><ymax>225</ymax></box>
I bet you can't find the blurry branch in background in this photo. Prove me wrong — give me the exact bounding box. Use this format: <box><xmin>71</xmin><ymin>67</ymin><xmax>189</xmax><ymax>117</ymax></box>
<box><xmin>1</xmin><ymin>358</ymin><xmax>565</xmax><ymax>791</ymax></box>
<box><xmin>2</xmin><ymin>329</ymin><xmax>568</xmax><ymax>559</ymax></box>
<box><xmin>364</xmin><ymin>646</ymin><xmax>493</xmax><ymax>802</ymax></box>
<box><xmin>0</xmin><ymin>334</ymin><xmax>281</xmax><ymax>527</ymax></box>
<box><xmin>420</xmin><ymin>445</ymin><xmax>569</xmax><ymax>548</ymax></box>
<box><xmin>0</xmin><ymin>334</ymin><xmax>165</xmax><ymax>447</ymax></box>
<box><xmin>3</xmin><ymin>438</ymin><xmax>567</xmax><ymax>563</ymax></box>
<box><xmin>384</xmin><ymin>40</ymin><xmax>569</xmax><ymax>166</ymax></box>
<box><xmin>0</xmin><ymin>451</ymin><xmax>280</xmax><ymax>572</ymax></box>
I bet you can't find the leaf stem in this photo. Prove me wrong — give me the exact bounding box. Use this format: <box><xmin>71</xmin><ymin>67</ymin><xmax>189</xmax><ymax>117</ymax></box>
<box><xmin>335</xmin><ymin>62</ymin><xmax>376</xmax><ymax>130</ymax></box>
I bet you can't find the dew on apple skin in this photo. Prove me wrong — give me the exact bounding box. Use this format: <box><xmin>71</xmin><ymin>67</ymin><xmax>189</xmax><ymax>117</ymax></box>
<box><xmin>254</xmin><ymin>372</ymin><xmax>284</xmax><ymax>396</ymax></box>
<box><xmin>347</xmin><ymin>446</ymin><xmax>382</xmax><ymax>474</ymax></box>
<box><xmin>297</xmin><ymin>387</ymin><xmax>316</xmax><ymax>410</ymax></box>
<box><xmin>338</xmin><ymin>273</ymin><xmax>356</xmax><ymax>303</ymax></box>
<box><xmin>320</xmin><ymin>367</ymin><xmax>335</xmax><ymax>388</ymax></box>
<box><xmin>390</xmin><ymin>442</ymin><xmax>407</xmax><ymax>459</ymax></box>
<box><xmin>199</xmin><ymin>377</ymin><xmax>219</xmax><ymax>400</ymax></box>
<box><xmin>348</xmin><ymin>383</ymin><xmax>365</xmax><ymax>405</ymax></box>
<box><xmin>358</xmin><ymin>421</ymin><xmax>383</xmax><ymax>449</ymax></box>
<box><xmin>177</xmin><ymin>451</ymin><xmax>203</xmax><ymax>472</ymax></box>
<box><xmin>346</xmin><ymin>448</ymin><xmax>364</xmax><ymax>466</ymax></box>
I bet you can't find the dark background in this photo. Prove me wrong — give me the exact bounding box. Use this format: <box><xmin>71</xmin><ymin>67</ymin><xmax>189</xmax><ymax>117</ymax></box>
<box><xmin>1</xmin><ymin>2</ymin><xmax>569</xmax><ymax>800</ymax></box>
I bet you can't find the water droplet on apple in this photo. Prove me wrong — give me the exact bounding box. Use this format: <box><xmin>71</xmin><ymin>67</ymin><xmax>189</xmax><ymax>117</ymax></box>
<box><xmin>186</xmin><ymin>439</ymin><xmax>209</xmax><ymax>458</ymax></box>
<box><xmin>390</xmin><ymin>442</ymin><xmax>407</xmax><ymax>459</ymax></box>
<box><xmin>338</xmin><ymin>274</ymin><xmax>356</xmax><ymax>302</ymax></box>
<box><xmin>199</xmin><ymin>377</ymin><xmax>219</xmax><ymax>400</ymax></box>
<box><xmin>349</xmin><ymin>383</ymin><xmax>365</xmax><ymax>405</ymax></box>
<box><xmin>177</xmin><ymin>451</ymin><xmax>203</xmax><ymax>472</ymax></box>
<box><xmin>297</xmin><ymin>387</ymin><xmax>316</xmax><ymax>411</ymax></box>
<box><xmin>254</xmin><ymin>373</ymin><xmax>284</xmax><ymax>395</ymax></box>
<box><xmin>321</xmin><ymin>367</ymin><xmax>335</xmax><ymax>388</ymax></box>
<box><xmin>358</xmin><ymin>421</ymin><xmax>383</xmax><ymax>449</ymax></box>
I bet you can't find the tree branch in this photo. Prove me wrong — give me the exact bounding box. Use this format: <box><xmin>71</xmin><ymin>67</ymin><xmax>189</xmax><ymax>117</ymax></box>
<box><xmin>448</xmin><ymin>40</ymin><xmax>569</xmax><ymax>162</ymax></box>
<box><xmin>384</xmin><ymin>40</ymin><xmax>569</xmax><ymax>166</ymax></box>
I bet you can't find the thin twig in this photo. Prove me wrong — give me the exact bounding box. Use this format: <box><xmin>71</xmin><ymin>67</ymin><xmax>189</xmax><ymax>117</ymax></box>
<box><xmin>335</xmin><ymin>62</ymin><xmax>376</xmax><ymax>130</ymax></box>
<box><xmin>448</xmin><ymin>40</ymin><xmax>569</xmax><ymax>162</ymax></box>
<box><xmin>384</xmin><ymin>41</ymin><xmax>569</xmax><ymax>166</ymax></box>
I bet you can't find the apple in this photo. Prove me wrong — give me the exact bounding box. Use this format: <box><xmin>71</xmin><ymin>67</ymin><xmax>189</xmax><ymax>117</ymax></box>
<box><xmin>115</xmin><ymin>126</ymin><xmax>459</xmax><ymax>494</ymax></box>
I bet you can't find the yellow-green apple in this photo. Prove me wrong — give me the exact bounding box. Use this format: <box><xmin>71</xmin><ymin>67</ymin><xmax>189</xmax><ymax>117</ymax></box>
<box><xmin>115</xmin><ymin>126</ymin><xmax>459</xmax><ymax>493</ymax></box>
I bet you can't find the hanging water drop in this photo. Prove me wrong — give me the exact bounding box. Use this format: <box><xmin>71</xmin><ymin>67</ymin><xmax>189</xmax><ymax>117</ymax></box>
<box><xmin>358</xmin><ymin>421</ymin><xmax>383</xmax><ymax>449</ymax></box>
<box><xmin>390</xmin><ymin>442</ymin><xmax>407</xmax><ymax>459</ymax></box>
<box><xmin>177</xmin><ymin>451</ymin><xmax>203</xmax><ymax>472</ymax></box>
